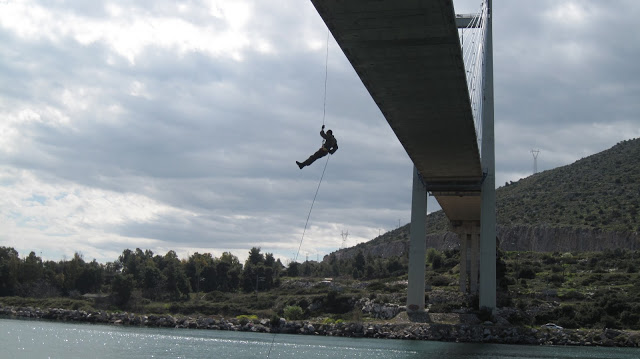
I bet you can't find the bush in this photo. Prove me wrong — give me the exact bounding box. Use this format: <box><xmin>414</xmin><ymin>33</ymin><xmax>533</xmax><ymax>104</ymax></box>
<box><xmin>270</xmin><ymin>314</ymin><xmax>281</xmax><ymax>327</ymax></box>
<box><xmin>283</xmin><ymin>305</ymin><xmax>304</xmax><ymax>320</ymax></box>
<box><xmin>236</xmin><ymin>314</ymin><xmax>258</xmax><ymax>325</ymax></box>
<box><xmin>477</xmin><ymin>307</ymin><xmax>493</xmax><ymax>322</ymax></box>
<box><xmin>506</xmin><ymin>310</ymin><xmax>530</xmax><ymax>325</ymax></box>
<box><xmin>367</xmin><ymin>281</ymin><xmax>387</xmax><ymax>291</ymax></box>
<box><xmin>324</xmin><ymin>290</ymin><xmax>352</xmax><ymax>314</ymax></box>
<box><xmin>560</xmin><ymin>290</ymin><xmax>585</xmax><ymax>300</ymax></box>
<box><xmin>549</xmin><ymin>274</ymin><xmax>564</xmax><ymax>284</ymax></box>
<box><xmin>517</xmin><ymin>267</ymin><xmax>536</xmax><ymax>279</ymax></box>
<box><xmin>430</xmin><ymin>275</ymin><xmax>450</xmax><ymax>286</ymax></box>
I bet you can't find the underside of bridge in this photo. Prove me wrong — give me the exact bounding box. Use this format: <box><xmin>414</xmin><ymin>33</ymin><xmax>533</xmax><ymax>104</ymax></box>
<box><xmin>311</xmin><ymin>0</ymin><xmax>496</xmax><ymax>312</ymax></box>
<box><xmin>310</xmin><ymin>0</ymin><xmax>483</xmax><ymax>220</ymax></box>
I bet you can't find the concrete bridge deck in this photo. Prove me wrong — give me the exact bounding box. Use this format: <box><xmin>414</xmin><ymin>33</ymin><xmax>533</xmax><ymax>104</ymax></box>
<box><xmin>311</xmin><ymin>0</ymin><xmax>482</xmax><ymax>221</ymax></box>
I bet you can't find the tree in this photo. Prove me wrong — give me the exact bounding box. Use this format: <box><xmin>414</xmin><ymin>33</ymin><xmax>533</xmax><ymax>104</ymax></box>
<box><xmin>264</xmin><ymin>253</ymin><xmax>276</xmax><ymax>267</ymax></box>
<box><xmin>161</xmin><ymin>251</ymin><xmax>191</xmax><ymax>300</ymax></box>
<box><xmin>247</xmin><ymin>247</ymin><xmax>264</xmax><ymax>266</ymax></box>
<box><xmin>76</xmin><ymin>259</ymin><xmax>104</xmax><ymax>294</ymax></box>
<box><xmin>0</xmin><ymin>247</ymin><xmax>20</xmax><ymax>296</ymax></box>
<box><xmin>427</xmin><ymin>248</ymin><xmax>444</xmax><ymax>270</ymax></box>
<box><xmin>118</xmin><ymin>248</ymin><xmax>154</xmax><ymax>286</ymax></box>
<box><xmin>20</xmin><ymin>251</ymin><xmax>43</xmax><ymax>283</ymax></box>
<box><xmin>241</xmin><ymin>262</ymin><xmax>262</xmax><ymax>293</ymax></box>
<box><xmin>287</xmin><ymin>262</ymin><xmax>300</xmax><ymax>277</ymax></box>
<box><xmin>111</xmin><ymin>274</ymin><xmax>134</xmax><ymax>306</ymax></box>
<box><xmin>140</xmin><ymin>259</ymin><xmax>164</xmax><ymax>300</ymax></box>
<box><xmin>354</xmin><ymin>251</ymin><xmax>366</xmax><ymax>272</ymax></box>
<box><xmin>61</xmin><ymin>253</ymin><xmax>86</xmax><ymax>294</ymax></box>
<box><xmin>186</xmin><ymin>253</ymin><xmax>215</xmax><ymax>294</ymax></box>
<box><xmin>216</xmin><ymin>252</ymin><xmax>242</xmax><ymax>292</ymax></box>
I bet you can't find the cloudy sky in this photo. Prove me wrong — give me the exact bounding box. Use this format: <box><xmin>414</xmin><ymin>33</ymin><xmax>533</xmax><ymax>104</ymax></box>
<box><xmin>1</xmin><ymin>0</ymin><xmax>639</xmax><ymax>264</ymax></box>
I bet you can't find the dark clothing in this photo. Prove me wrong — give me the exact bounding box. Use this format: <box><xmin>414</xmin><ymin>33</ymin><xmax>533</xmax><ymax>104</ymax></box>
<box><xmin>297</xmin><ymin>128</ymin><xmax>338</xmax><ymax>169</ymax></box>
<box><xmin>300</xmin><ymin>148</ymin><xmax>329</xmax><ymax>167</ymax></box>
<box><xmin>320</xmin><ymin>129</ymin><xmax>338</xmax><ymax>154</ymax></box>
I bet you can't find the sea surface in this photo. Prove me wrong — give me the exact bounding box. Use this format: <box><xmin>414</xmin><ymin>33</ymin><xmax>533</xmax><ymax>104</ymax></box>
<box><xmin>1</xmin><ymin>317</ymin><xmax>638</xmax><ymax>358</ymax></box>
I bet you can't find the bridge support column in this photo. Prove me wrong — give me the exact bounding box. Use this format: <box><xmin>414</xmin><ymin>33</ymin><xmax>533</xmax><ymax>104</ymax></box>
<box><xmin>470</xmin><ymin>223</ymin><xmax>480</xmax><ymax>294</ymax></box>
<box><xmin>458</xmin><ymin>228</ymin><xmax>468</xmax><ymax>293</ymax></box>
<box><xmin>454</xmin><ymin>221</ymin><xmax>480</xmax><ymax>295</ymax></box>
<box><xmin>407</xmin><ymin>166</ymin><xmax>427</xmax><ymax>312</ymax></box>
<box><xmin>479</xmin><ymin>0</ymin><xmax>497</xmax><ymax>311</ymax></box>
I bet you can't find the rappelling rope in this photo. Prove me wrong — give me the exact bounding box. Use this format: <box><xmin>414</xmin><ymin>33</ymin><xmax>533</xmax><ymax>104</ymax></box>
<box><xmin>321</xmin><ymin>29</ymin><xmax>330</xmax><ymax>127</ymax></box>
<box><xmin>294</xmin><ymin>29</ymin><xmax>331</xmax><ymax>263</ymax></box>
<box><xmin>269</xmin><ymin>27</ymin><xmax>332</xmax><ymax>359</ymax></box>
<box><xmin>294</xmin><ymin>154</ymin><xmax>330</xmax><ymax>262</ymax></box>
<box><xmin>265</xmin><ymin>330</ymin><xmax>277</xmax><ymax>357</ymax></box>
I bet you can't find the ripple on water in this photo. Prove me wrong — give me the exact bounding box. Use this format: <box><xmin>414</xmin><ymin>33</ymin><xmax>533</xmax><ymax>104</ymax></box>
<box><xmin>2</xmin><ymin>318</ymin><xmax>639</xmax><ymax>359</ymax></box>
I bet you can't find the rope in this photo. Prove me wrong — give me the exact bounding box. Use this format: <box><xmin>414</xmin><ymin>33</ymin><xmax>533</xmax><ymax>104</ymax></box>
<box><xmin>295</xmin><ymin>154</ymin><xmax>330</xmax><ymax>262</ymax></box>
<box><xmin>322</xmin><ymin>29</ymin><xmax>330</xmax><ymax>126</ymax></box>
<box><xmin>271</xmin><ymin>27</ymin><xmax>332</xmax><ymax>359</ymax></box>
<box><xmin>265</xmin><ymin>331</ymin><xmax>277</xmax><ymax>358</ymax></box>
<box><xmin>293</xmin><ymin>28</ymin><xmax>332</xmax><ymax>263</ymax></box>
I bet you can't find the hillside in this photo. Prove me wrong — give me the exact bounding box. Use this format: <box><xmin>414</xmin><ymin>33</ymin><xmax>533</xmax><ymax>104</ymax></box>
<box><xmin>497</xmin><ymin>138</ymin><xmax>639</xmax><ymax>232</ymax></box>
<box><xmin>329</xmin><ymin>138</ymin><xmax>640</xmax><ymax>259</ymax></box>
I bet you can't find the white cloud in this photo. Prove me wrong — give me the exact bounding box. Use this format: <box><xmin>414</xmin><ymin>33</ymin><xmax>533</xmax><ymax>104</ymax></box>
<box><xmin>544</xmin><ymin>2</ymin><xmax>590</xmax><ymax>25</ymax></box>
<box><xmin>0</xmin><ymin>167</ymin><xmax>195</xmax><ymax>260</ymax></box>
<box><xmin>0</xmin><ymin>0</ymin><xmax>257</xmax><ymax>64</ymax></box>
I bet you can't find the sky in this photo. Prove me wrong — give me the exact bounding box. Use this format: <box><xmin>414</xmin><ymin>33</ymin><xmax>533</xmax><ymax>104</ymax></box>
<box><xmin>1</xmin><ymin>0</ymin><xmax>639</xmax><ymax>264</ymax></box>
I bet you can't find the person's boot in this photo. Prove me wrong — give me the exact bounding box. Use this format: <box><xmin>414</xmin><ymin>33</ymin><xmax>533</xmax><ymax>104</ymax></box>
<box><xmin>296</xmin><ymin>161</ymin><xmax>304</xmax><ymax>169</ymax></box>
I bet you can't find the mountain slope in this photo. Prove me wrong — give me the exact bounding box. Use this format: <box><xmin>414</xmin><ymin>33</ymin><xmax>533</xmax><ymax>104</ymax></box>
<box><xmin>497</xmin><ymin>138</ymin><xmax>640</xmax><ymax>232</ymax></box>
<box><xmin>329</xmin><ymin>138</ymin><xmax>640</xmax><ymax>259</ymax></box>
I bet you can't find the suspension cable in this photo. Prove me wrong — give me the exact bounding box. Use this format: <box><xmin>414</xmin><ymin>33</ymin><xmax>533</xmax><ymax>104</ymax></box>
<box><xmin>459</xmin><ymin>0</ymin><xmax>488</xmax><ymax>151</ymax></box>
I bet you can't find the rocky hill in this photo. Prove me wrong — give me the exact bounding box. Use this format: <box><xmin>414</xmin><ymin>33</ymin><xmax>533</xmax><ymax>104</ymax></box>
<box><xmin>328</xmin><ymin>138</ymin><xmax>640</xmax><ymax>260</ymax></box>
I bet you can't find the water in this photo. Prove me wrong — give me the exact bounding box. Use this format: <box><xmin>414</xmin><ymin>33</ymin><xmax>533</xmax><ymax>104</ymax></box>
<box><xmin>1</xmin><ymin>318</ymin><xmax>637</xmax><ymax>358</ymax></box>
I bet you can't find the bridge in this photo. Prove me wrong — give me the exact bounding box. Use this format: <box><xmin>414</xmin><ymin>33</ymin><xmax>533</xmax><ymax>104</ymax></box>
<box><xmin>310</xmin><ymin>0</ymin><xmax>497</xmax><ymax>310</ymax></box>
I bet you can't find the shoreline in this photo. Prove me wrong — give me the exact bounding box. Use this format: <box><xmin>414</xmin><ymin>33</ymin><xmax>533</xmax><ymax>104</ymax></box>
<box><xmin>2</xmin><ymin>305</ymin><xmax>639</xmax><ymax>347</ymax></box>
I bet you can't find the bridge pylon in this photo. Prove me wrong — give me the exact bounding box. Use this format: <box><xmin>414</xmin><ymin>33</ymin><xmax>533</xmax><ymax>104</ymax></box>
<box><xmin>406</xmin><ymin>166</ymin><xmax>427</xmax><ymax>313</ymax></box>
<box><xmin>452</xmin><ymin>221</ymin><xmax>481</xmax><ymax>294</ymax></box>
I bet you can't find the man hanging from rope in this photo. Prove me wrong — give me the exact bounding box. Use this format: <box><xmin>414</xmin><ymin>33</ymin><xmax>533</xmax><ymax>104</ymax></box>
<box><xmin>296</xmin><ymin>125</ymin><xmax>338</xmax><ymax>169</ymax></box>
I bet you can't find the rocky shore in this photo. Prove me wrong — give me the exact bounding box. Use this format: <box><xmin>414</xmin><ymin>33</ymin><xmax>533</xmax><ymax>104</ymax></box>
<box><xmin>2</xmin><ymin>305</ymin><xmax>639</xmax><ymax>347</ymax></box>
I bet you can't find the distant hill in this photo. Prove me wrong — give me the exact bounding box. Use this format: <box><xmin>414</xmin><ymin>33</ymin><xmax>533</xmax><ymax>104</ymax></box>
<box><xmin>328</xmin><ymin>138</ymin><xmax>640</xmax><ymax>260</ymax></box>
<box><xmin>497</xmin><ymin>138</ymin><xmax>640</xmax><ymax>232</ymax></box>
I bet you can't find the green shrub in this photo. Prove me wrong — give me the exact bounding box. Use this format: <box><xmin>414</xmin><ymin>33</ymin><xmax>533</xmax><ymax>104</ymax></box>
<box><xmin>430</xmin><ymin>275</ymin><xmax>450</xmax><ymax>286</ymax></box>
<box><xmin>322</xmin><ymin>318</ymin><xmax>335</xmax><ymax>324</ymax></box>
<box><xmin>283</xmin><ymin>305</ymin><xmax>304</xmax><ymax>320</ymax></box>
<box><xmin>366</xmin><ymin>282</ymin><xmax>387</xmax><ymax>291</ymax></box>
<box><xmin>517</xmin><ymin>267</ymin><xmax>536</xmax><ymax>279</ymax></box>
<box><xmin>560</xmin><ymin>289</ymin><xmax>585</xmax><ymax>300</ymax></box>
<box><xmin>270</xmin><ymin>314</ymin><xmax>281</xmax><ymax>327</ymax></box>
<box><xmin>549</xmin><ymin>274</ymin><xmax>564</xmax><ymax>284</ymax></box>
<box><xmin>236</xmin><ymin>314</ymin><xmax>258</xmax><ymax>325</ymax></box>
